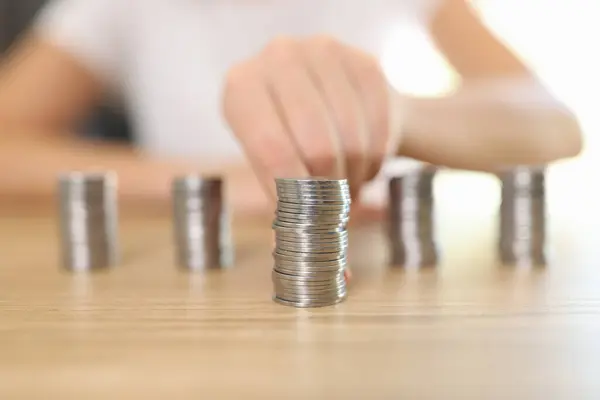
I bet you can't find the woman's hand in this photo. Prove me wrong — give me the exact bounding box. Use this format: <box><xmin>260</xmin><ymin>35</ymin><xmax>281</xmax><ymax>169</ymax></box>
<box><xmin>222</xmin><ymin>36</ymin><xmax>402</xmax><ymax>200</ymax></box>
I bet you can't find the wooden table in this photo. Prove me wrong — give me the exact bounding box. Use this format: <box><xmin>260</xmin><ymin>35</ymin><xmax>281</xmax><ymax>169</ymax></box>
<box><xmin>0</xmin><ymin>169</ymin><xmax>599</xmax><ymax>399</ymax></box>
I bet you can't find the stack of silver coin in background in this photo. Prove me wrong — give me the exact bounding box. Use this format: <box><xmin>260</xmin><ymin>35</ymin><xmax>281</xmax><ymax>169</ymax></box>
<box><xmin>388</xmin><ymin>168</ymin><xmax>438</xmax><ymax>267</ymax></box>
<box><xmin>498</xmin><ymin>166</ymin><xmax>547</xmax><ymax>266</ymax></box>
<box><xmin>58</xmin><ymin>172</ymin><xmax>119</xmax><ymax>271</ymax></box>
<box><xmin>172</xmin><ymin>176</ymin><xmax>234</xmax><ymax>270</ymax></box>
<box><xmin>272</xmin><ymin>178</ymin><xmax>350</xmax><ymax>308</ymax></box>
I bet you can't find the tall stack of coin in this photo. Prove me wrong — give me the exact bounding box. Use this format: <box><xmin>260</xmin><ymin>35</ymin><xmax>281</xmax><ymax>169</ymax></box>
<box><xmin>58</xmin><ymin>172</ymin><xmax>118</xmax><ymax>271</ymax></box>
<box><xmin>498</xmin><ymin>166</ymin><xmax>546</xmax><ymax>266</ymax></box>
<box><xmin>172</xmin><ymin>176</ymin><xmax>234</xmax><ymax>270</ymax></box>
<box><xmin>272</xmin><ymin>178</ymin><xmax>350</xmax><ymax>308</ymax></box>
<box><xmin>388</xmin><ymin>168</ymin><xmax>438</xmax><ymax>267</ymax></box>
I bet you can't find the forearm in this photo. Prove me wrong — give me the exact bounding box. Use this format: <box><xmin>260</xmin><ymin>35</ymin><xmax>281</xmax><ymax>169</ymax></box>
<box><xmin>0</xmin><ymin>132</ymin><xmax>180</xmax><ymax>199</ymax></box>
<box><xmin>397</xmin><ymin>79</ymin><xmax>583</xmax><ymax>171</ymax></box>
<box><xmin>0</xmin><ymin>131</ymin><xmax>269</xmax><ymax>213</ymax></box>
<box><xmin>430</xmin><ymin>0</ymin><xmax>529</xmax><ymax>79</ymax></box>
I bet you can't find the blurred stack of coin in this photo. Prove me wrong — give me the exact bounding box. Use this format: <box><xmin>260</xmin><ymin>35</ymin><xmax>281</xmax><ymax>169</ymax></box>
<box><xmin>499</xmin><ymin>166</ymin><xmax>547</xmax><ymax>266</ymax></box>
<box><xmin>172</xmin><ymin>176</ymin><xmax>234</xmax><ymax>270</ymax></box>
<box><xmin>58</xmin><ymin>172</ymin><xmax>118</xmax><ymax>271</ymax></box>
<box><xmin>388</xmin><ymin>168</ymin><xmax>438</xmax><ymax>267</ymax></box>
<box><xmin>272</xmin><ymin>178</ymin><xmax>350</xmax><ymax>308</ymax></box>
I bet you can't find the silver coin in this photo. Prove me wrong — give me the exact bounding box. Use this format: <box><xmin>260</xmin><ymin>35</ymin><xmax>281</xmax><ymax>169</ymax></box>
<box><xmin>274</xmin><ymin>213</ymin><xmax>349</xmax><ymax>223</ymax></box>
<box><xmin>275</xmin><ymin>241</ymin><xmax>348</xmax><ymax>252</ymax></box>
<box><xmin>275</xmin><ymin>250</ymin><xmax>347</xmax><ymax>260</ymax></box>
<box><xmin>274</xmin><ymin>287</ymin><xmax>346</xmax><ymax>298</ymax></box>
<box><xmin>277</xmin><ymin>294</ymin><xmax>347</xmax><ymax>306</ymax></box>
<box><xmin>273</xmin><ymin>269</ymin><xmax>346</xmax><ymax>282</ymax></box>
<box><xmin>274</xmin><ymin>220</ymin><xmax>347</xmax><ymax>230</ymax></box>
<box><xmin>274</xmin><ymin>279</ymin><xmax>345</xmax><ymax>290</ymax></box>
<box><xmin>274</xmin><ymin>292</ymin><xmax>346</xmax><ymax>307</ymax></box>
<box><xmin>275</xmin><ymin>180</ymin><xmax>350</xmax><ymax>190</ymax></box>
<box><xmin>275</xmin><ymin>256</ymin><xmax>346</xmax><ymax>267</ymax></box>
<box><xmin>275</xmin><ymin>230</ymin><xmax>348</xmax><ymax>242</ymax></box>
<box><xmin>388</xmin><ymin>171</ymin><xmax>439</xmax><ymax>268</ymax></box>
<box><xmin>272</xmin><ymin>269</ymin><xmax>343</xmax><ymax>280</ymax></box>
<box><xmin>275</xmin><ymin>192</ymin><xmax>350</xmax><ymax>203</ymax></box>
<box><xmin>272</xmin><ymin>178</ymin><xmax>350</xmax><ymax>308</ymax></box>
<box><xmin>276</xmin><ymin>195</ymin><xmax>350</xmax><ymax>204</ymax></box>
<box><xmin>275</xmin><ymin>209</ymin><xmax>349</xmax><ymax>220</ymax></box>
<box><xmin>274</xmin><ymin>290</ymin><xmax>347</xmax><ymax>303</ymax></box>
<box><xmin>273</xmin><ymin>260</ymin><xmax>347</xmax><ymax>272</ymax></box>
<box><xmin>275</xmin><ymin>228</ymin><xmax>348</xmax><ymax>239</ymax></box>
<box><xmin>274</xmin><ymin>265</ymin><xmax>345</xmax><ymax>277</ymax></box>
<box><xmin>172</xmin><ymin>176</ymin><xmax>234</xmax><ymax>270</ymax></box>
<box><xmin>273</xmin><ymin>290</ymin><xmax>346</xmax><ymax>302</ymax></box>
<box><xmin>498</xmin><ymin>167</ymin><xmax>546</xmax><ymax>266</ymax></box>
<box><xmin>59</xmin><ymin>208</ymin><xmax>112</xmax><ymax>219</ymax></box>
<box><xmin>58</xmin><ymin>172</ymin><xmax>119</xmax><ymax>271</ymax></box>
<box><xmin>273</xmin><ymin>264</ymin><xmax>345</xmax><ymax>275</ymax></box>
<box><xmin>272</xmin><ymin>221</ymin><xmax>347</xmax><ymax>233</ymax></box>
<box><xmin>274</xmin><ymin>218</ymin><xmax>350</xmax><ymax>229</ymax></box>
<box><xmin>275</xmin><ymin>211</ymin><xmax>349</xmax><ymax>219</ymax></box>
<box><xmin>272</xmin><ymin>221</ymin><xmax>347</xmax><ymax>232</ymax></box>
<box><xmin>275</xmin><ymin>246</ymin><xmax>346</xmax><ymax>258</ymax></box>
<box><xmin>276</xmin><ymin>188</ymin><xmax>350</xmax><ymax>197</ymax></box>
<box><xmin>275</xmin><ymin>283</ymin><xmax>346</xmax><ymax>294</ymax></box>
<box><xmin>275</xmin><ymin>232</ymin><xmax>349</xmax><ymax>244</ymax></box>
<box><xmin>173</xmin><ymin>175</ymin><xmax>222</xmax><ymax>192</ymax></box>
<box><xmin>59</xmin><ymin>170</ymin><xmax>117</xmax><ymax>183</ymax></box>
<box><xmin>277</xmin><ymin>201</ymin><xmax>351</xmax><ymax>212</ymax></box>
<box><xmin>273</xmin><ymin>284</ymin><xmax>345</xmax><ymax>296</ymax></box>
<box><xmin>273</xmin><ymin>267</ymin><xmax>344</xmax><ymax>281</ymax></box>
<box><xmin>274</xmin><ymin>261</ymin><xmax>346</xmax><ymax>272</ymax></box>
<box><xmin>276</xmin><ymin>196</ymin><xmax>351</xmax><ymax>206</ymax></box>
<box><xmin>273</xmin><ymin>276</ymin><xmax>345</xmax><ymax>289</ymax></box>
<box><xmin>273</xmin><ymin>217</ymin><xmax>347</xmax><ymax>228</ymax></box>
<box><xmin>275</xmin><ymin>185</ymin><xmax>350</xmax><ymax>194</ymax></box>
<box><xmin>275</xmin><ymin>233</ymin><xmax>348</xmax><ymax>244</ymax></box>
<box><xmin>273</xmin><ymin>264</ymin><xmax>345</xmax><ymax>277</ymax></box>
<box><xmin>274</xmin><ymin>246</ymin><xmax>345</xmax><ymax>261</ymax></box>
<box><xmin>276</xmin><ymin>187</ymin><xmax>349</xmax><ymax>195</ymax></box>
<box><xmin>273</xmin><ymin>264</ymin><xmax>345</xmax><ymax>276</ymax></box>
<box><xmin>274</xmin><ymin>217</ymin><xmax>349</xmax><ymax>228</ymax></box>
<box><xmin>61</xmin><ymin>247</ymin><xmax>115</xmax><ymax>271</ymax></box>
<box><xmin>274</xmin><ymin>227</ymin><xmax>348</xmax><ymax>237</ymax></box>
<box><xmin>276</xmin><ymin>181</ymin><xmax>350</xmax><ymax>189</ymax></box>
<box><xmin>275</xmin><ymin>177</ymin><xmax>349</xmax><ymax>187</ymax></box>
<box><xmin>275</xmin><ymin>242</ymin><xmax>348</xmax><ymax>255</ymax></box>
<box><xmin>273</xmin><ymin>251</ymin><xmax>346</xmax><ymax>265</ymax></box>
<box><xmin>276</xmin><ymin>185</ymin><xmax>351</xmax><ymax>194</ymax></box>
<box><xmin>277</xmin><ymin>255</ymin><xmax>344</xmax><ymax>262</ymax></box>
<box><xmin>276</xmin><ymin>181</ymin><xmax>349</xmax><ymax>189</ymax></box>
<box><xmin>272</xmin><ymin>295</ymin><xmax>346</xmax><ymax>308</ymax></box>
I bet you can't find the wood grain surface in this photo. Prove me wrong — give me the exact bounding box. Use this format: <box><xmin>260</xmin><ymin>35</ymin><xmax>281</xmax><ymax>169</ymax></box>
<box><xmin>0</xmin><ymin>168</ymin><xmax>599</xmax><ymax>399</ymax></box>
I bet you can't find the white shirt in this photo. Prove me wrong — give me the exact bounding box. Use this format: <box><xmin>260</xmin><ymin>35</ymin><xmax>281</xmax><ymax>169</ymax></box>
<box><xmin>36</xmin><ymin>0</ymin><xmax>442</xmax><ymax>203</ymax></box>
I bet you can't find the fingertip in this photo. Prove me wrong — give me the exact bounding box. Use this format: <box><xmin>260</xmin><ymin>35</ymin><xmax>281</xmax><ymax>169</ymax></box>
<box><xmin>344</xmin><ymin>268</ymin><xmax>353</xmax><ymax>283</ymax></box>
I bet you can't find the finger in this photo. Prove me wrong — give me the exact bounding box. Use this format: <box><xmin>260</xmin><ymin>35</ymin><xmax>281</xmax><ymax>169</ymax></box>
<box><xmin>261</xmin><ymin>37</ymin><xmax>343</xmax><ymax>179</ymax></box>
<box><xmin>387</xmin><ymin>89</ymin><xmax>407</xmax><ymax>159</ymax></box>
<box><xmin>339</xmin><ymin>47</ymin><xmax>391</xmax><ymax>182</ymax></box>
<box><xmin>222</xmin><ymin>59</ymin><xmax>309</xmax><ymax>201</ymax></box>
<box><xmin>344</xmin><ymin>268</ymin><xmax>352</xmax><ymax>284</ymax></box>
<box><xmin>302</xmin><ymin>36</ymin><xmax>370</xmax><ymax>195</ymax></box>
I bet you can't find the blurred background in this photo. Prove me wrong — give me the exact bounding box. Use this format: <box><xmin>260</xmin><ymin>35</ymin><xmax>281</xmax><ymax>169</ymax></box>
<box><xmin>379</xmin><ymin>0</ymin><xmax>598</xmax><ymax>228</ymax></box>
<box><xmin>0</xmin><ymin>0</ymin><xmax>595</xmax><ymax>224</ymax></box>
<box><xmin>0</xmin><ymin>0</ymin><xmax>132</xmax><ymax>143</ymax></box>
